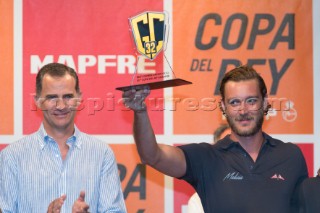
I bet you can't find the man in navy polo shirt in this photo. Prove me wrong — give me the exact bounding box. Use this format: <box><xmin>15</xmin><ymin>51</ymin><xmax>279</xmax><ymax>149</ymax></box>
<box><xmin>123</xmin><ymin>65</ymin><xmax>308</xmax><ymax>213</ymax></box>
<box><xmin>299</xmin><ymin>168</ymin><xmax>320</xmax><ymax>213</ymax></box>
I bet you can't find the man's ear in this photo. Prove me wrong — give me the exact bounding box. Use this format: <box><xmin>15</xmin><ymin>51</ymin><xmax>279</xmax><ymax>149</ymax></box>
<box><xmin>34</xmin><ymin>94</ymin><xmax>41</xmax><ymax>109</ymax></box>
<box><xmin>263</xmin><ymin>96</ymin><xmax>268</xmax><ymax>109</ymax></box>
<box><xmin>77</xmin><ymin>91</ymin><xmax>82</xmax><ymax>100</ymax></box>
<box><xmin>76</xmin><ymin>92</ymin><xmax>83</xmax><ymax>107</ymax></box>
<box><xmin>219</xmin><ymin>99</ymin><xmax>226</xmax><ymax>115</ymax></box>
<box><xmin>263</xmin><ymin>96</ymin><xmax>271</xmax><ymax>115</ymax></box>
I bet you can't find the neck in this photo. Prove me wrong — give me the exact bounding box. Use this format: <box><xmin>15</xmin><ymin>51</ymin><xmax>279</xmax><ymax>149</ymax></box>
<box><xmin>43</xmin><ymin>124</ymin><xmax>75</xmax><ymax>145</ymax></box>
<box><xmin>43</xmin><ymin>123</ymin><xmax>74</xmax><ymax>160</ymax></box>
<box><xmin>230</xmin><ymin>130</ymin><xmax>264</xmax><ymax>161</ymax></box>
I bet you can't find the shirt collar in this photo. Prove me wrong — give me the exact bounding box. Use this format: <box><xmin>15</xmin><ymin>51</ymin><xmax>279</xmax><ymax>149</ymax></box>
<box><xmin>37</xmin><ymin>124</ymin><xmax>82</xmax><ymax>149</ymax></box>
<box><xmin>217</xmin><ymin>132</ymin><xmax>276</xmax><ymax>150</ymax></box>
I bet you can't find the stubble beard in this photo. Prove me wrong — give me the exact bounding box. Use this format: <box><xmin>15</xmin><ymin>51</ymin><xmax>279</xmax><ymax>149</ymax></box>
<box><xmin>226</xmin><ymin>109</ymin><xmax>264</xmax><ymax>137</ymax></box>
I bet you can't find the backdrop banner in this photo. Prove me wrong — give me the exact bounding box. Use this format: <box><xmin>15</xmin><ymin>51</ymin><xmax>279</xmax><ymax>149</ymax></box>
<box><xmin>0</xmin><ymin>0</ymin><xmax>318</xmax><ymax>212</ymax></box>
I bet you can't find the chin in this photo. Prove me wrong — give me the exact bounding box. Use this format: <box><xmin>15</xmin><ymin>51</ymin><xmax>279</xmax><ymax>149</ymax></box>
<box><xmin>54</xmin><ymin>120</ymin><xmax>72</xmax><ymax>128</ymax></box>
<box><xmin>236</xmin><ymin>131</ymin><xmax>257</xmax><ymax>137</ymax></box>
<box><xmin>236</xmin><ymin>125</ymin><xmax>260</xmax><ymax>137</ymax></box>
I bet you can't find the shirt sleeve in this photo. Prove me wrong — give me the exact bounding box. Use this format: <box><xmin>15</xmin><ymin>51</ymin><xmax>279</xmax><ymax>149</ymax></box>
<box><xmin>290</xmin><ymin>144</ymin><xmax>309</xmax><ymax>212</ymax></box>
<box><xmin>0</xmin><ymin>149</ymin><xmax>18</xmax><ymax>213</ymax></box>
<box><xmin>178</xmin><ymin>143</ymin><xmax>213</xmax><ymax>184</ymax></box>
<box><xmin>298</xmin><ymin>179</ymin><xmax>308</xmax><ymax>213</ymax></box>
<box><xmin>98</xmin><ymin>147</ymin><xmax>127</xmax><ymax>213</ymax></box>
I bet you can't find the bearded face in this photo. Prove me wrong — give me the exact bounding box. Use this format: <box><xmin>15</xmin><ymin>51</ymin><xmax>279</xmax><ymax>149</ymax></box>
<box><xmin>226</xmin><ymin>106</ymin><xmax>264</xmax><ymax>137</ymax></box>
<box><xmin>221</xmin><ymin>79</ymin><xmax>267</xmax><ymax>138</ymax></box>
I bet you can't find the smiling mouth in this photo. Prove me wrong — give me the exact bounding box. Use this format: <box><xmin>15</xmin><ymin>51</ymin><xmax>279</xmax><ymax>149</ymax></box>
<box><xmin>53</xmin><ymin>111</ymin><xmax>69</xmax><ymax>117</ymax></box>
<box><xmin>235</xmin><ymin>116</ymin><xmax>254</xmax><ymax>122</ymax></box>
<box><xmin>235</xmin><ymin>116</ymin><xmax>254</xmax><ymax>126</ymax></box>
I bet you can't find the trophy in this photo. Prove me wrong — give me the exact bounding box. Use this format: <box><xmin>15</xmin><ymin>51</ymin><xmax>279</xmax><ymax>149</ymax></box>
<box><xmin>116</xmin><ymin>11</ymin><xmax>192</xmax><ymax>91</ymax></box>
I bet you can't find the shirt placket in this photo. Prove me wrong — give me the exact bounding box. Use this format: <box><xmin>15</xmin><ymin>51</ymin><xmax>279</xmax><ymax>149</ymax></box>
<box><xmin>60</xmin><ymin>161</ymin><xmax>68</xmax><ymax>213</ymax></box>
<box><xmin>238</xmin><ymin>142</ymin><xmax>268</xmax><ymax>174</ymax></box>
<box><xmin>233</xmin><ymin>144</ymin><xmax>255</xmax><ymax>173</ymax></box>
<box><xmin>48</xmin><ymin>138</ymin><xmax>68</xmax><ymax>213</ymax></box>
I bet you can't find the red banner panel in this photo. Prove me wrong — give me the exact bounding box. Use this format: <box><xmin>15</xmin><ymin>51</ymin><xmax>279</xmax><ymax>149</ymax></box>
<box><xmin>23</xmin><ymin>0</ymin><xmax>164</xmax><ymax>134</ymax></box>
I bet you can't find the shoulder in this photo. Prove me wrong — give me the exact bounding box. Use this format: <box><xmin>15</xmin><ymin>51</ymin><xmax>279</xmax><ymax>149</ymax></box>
<box><xmin>179</xmin><ymin>143</ymin><xmax>213</xmax><ymax>153</ymax></box>
<box><xmin>265</xmin><ymin>133</ymin><xmax>303</xmax><ymax>155</ymax></box>
<box><xmin>179</xmin><ymin>143</ymin><xmax>218</xmax><ymax>167</ymax></box>
<box><xmin>178</xmin><ymin>142</ymin><xmax>212</xmax><ymax>149</ymax></box>
<box><xmin>301</xmin><ymin>177</ymin><xmax>320</xmax><ymax>188</ymax></box>
<box><xmin>1</xmin><ymin>133</ymin><xmax>39</xmax><ymax>155</ymax></box>
<box><xmin>264</xmin><ymin>134</ymin><xmax>307</xmax><ymax>173</ymax></box>
<box><xmin>0</xmin><ymin>133</ymin><xmax>40</xmax><ymax>167</ymax></box>
<box><xmin>76</xmin><ymin>132</ymin><xmax>115</xmax><ymax>155</ymax></box>
<box><xmin>300</xmin><ymin>177</ymin><xmax>320</xmax><ymax>202</ymax></box>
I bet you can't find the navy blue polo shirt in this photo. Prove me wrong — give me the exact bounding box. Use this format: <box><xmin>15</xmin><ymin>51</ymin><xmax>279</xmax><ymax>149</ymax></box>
<box><xmin>179</xmin><ymin>133</ymin><xmax>308</xmax><ymax>213</ymax></box>
<box><xmin>299</xmin><ymin>175</ymin><xmax>320</xmax><ymax>213</ymax></box>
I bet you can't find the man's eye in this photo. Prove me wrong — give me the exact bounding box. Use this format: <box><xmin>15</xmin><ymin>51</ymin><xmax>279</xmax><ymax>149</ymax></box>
<box><xmin>246</xmin><ymin>98</ymin><xmax>258</xmax><ymax>105</ymax></box>
<box><xmin>229</xmin><ymin>99</ymin><xmax>240</xmax><ymax>106</ymax></box>
<box><xmin>46</xmin><ymin>96</ymin><xmax>57</xmax><ymax>100</ymax></box>
<box><xmin>64</xmin><ymin>95</ymin><xmax>74</xmax><ymax>99</ymax></box>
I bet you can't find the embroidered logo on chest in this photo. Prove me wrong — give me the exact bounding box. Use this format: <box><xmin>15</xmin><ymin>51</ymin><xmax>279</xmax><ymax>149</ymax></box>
<box><xmin>223</xmin><ymin>172</ymin><xmax>244</xmax><ymax>181</ymax></box>
<box><xmin>270</xmin><ymin>173</ymin><xmax>285</xmax><ymax>181</ymax></box>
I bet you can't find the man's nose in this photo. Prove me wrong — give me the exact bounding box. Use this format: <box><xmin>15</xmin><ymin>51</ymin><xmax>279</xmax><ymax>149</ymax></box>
<box><xmin>237</xmin><ymin>101</ymin><xmax>250</xmax><ymax>113</ymax></box>
<box><xmin>55</xmin><ymin>98</ymin><xmax>67</xmax><ymax>109</ymax></box>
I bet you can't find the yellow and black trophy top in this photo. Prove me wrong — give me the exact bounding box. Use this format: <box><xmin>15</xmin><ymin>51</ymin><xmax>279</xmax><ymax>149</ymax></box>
<box><xmin>116</xmin><ymin>11</ymin><xmax>192</xmax><ymax>91</ymax></box>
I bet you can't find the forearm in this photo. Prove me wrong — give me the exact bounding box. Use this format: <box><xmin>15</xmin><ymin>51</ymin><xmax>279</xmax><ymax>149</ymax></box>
<box><xmin>133</xmin><ymin>110</ymin><xmax>160</xmax><ymax>166</ymax></box>
<box><xmin>133</xmin><ymin>110</ymin><xmax>187</xmax><ymax>177</ymax></box>
<box><xmin>124</xmin><ymin>88</ymin><xmax>186</xmax><ymax>177</ymax></box>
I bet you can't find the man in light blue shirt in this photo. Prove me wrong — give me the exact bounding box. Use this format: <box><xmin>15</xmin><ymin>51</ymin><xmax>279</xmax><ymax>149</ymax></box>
<box><xmin>0</xmin><ymin>63</ymin><xmax>126</xmax><ymax>213</ymax></box>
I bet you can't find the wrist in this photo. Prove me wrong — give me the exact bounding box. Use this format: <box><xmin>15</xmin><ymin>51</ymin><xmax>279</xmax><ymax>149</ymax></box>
<box><xmin>134</xmin><ymin>109</ymin><xmax>147</xmax><ymax>114</ymax></box>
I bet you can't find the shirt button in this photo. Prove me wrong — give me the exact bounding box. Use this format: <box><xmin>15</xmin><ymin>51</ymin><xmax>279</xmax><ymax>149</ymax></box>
<box><xmin>250</xmin><ymin>165</ymin><xmax>254</xmax><ymax>170</ymax></box>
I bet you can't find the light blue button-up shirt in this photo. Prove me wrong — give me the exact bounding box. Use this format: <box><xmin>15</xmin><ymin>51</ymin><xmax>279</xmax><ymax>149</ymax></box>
<box><xmin>0</xmin><ymin>125</ymin><xmax>126</xmax><ymax>213</ymax></box>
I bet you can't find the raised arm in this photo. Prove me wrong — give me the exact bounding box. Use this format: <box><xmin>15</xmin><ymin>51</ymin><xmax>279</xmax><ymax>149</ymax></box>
<box><xmin>123</xmin><ymin>87</ymin><xmax>186</xmax><ymax>178</ymax></box>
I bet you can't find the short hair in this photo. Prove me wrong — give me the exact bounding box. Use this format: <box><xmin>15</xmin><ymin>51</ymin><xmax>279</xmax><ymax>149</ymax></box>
<box><xmin>35</xmin><ymin>63</ymin><xmax>80</xmax><ymax>98</ymax></box>
<box><xmin>213</xmin><ymin>123</ymin><xmax>230</xmax><ymax>143</ymax></box>
<box><xmin>219</xmin><ymin>65</ymin><xmax>268</xmax><ymax>101</ymax></box>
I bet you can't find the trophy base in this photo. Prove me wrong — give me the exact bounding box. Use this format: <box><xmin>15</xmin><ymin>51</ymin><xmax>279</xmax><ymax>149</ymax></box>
<box><xmin>116</xmin><ymin>78</ymin><xmax>192</xmax><ymax>91</ymax></box>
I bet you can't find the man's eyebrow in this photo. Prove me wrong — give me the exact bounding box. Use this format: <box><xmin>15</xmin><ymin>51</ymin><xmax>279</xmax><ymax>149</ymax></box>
<box><xmin>63</xmin><ymin>94</ymin><xmax>75</xmax><ymax>97</ymax></box>
<box><xmin>45</xmin><ymin>94</ymin><xmax>58</xmax><ymax>98</ymax></box>
<box><xmin>228</xmin><ymin>96</ymin><xmax>260</xmax><ymax>100</ymax></box>
<box><xmin>246</xmin><ymin>96</ymin><xmax>260</xmax><ymax>99</ymax></box>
